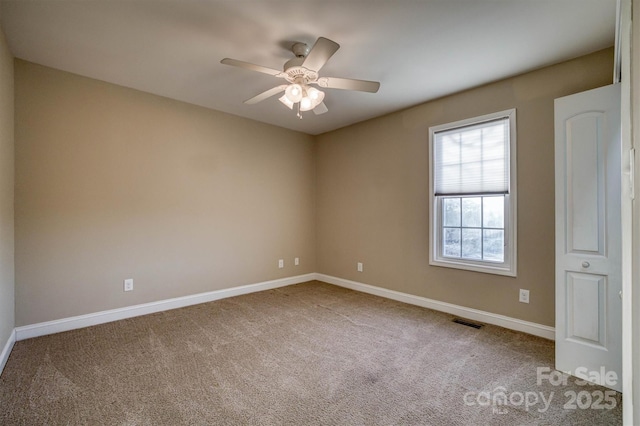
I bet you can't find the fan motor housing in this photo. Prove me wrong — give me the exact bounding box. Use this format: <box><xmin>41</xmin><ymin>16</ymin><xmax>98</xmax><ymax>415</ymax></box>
<box><xmin>282</xmin><ymin>64</ymin><xmax>318</xmax><ymax>85</ymax></box>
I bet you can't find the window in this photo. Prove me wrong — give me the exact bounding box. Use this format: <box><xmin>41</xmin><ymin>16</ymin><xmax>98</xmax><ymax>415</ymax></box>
<box><xmin>429</xmin><ymin>109</ymin><xmax>517</xmax><ymax>276</ymax></box>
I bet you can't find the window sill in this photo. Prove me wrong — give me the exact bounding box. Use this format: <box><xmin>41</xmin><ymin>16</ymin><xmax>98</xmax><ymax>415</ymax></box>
<box><xmin>429</xmin><ymin>258</ymin><xmax>517</xmax><ymax>277</ymax></box>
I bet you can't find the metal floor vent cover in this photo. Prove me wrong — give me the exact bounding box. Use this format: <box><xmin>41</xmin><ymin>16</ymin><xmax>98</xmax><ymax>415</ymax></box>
<box><xmin>452</xmin><ymin>318</ymin><xmax>483</xmax><ymax>329</ymax></box>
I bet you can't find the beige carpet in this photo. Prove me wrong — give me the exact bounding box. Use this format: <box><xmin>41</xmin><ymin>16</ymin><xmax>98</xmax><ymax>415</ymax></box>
<box><xmin>0</xmin><ymin>281</ymin><xmax>622</xmax><ymax>425</ymax></box>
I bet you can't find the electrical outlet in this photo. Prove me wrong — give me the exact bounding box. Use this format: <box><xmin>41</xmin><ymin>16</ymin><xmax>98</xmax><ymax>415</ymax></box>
<box><xmin>278</xmin><ymin>259</ymin><xmax>284</xmax><ymax>269</ymax></box>
<box><xmin>124</xmin><ymin>278</ymin><xmax>133</xmax><ymax>292</ymax></box>
<box><xmin>294</xmin><ymin>257</ymin><xmax>299</xmax><ymax>266</ymax></box>
<box><xmin>357</xmin><ymin>262</ymin><xmax>363</xmax><ymax>272</ymax></box>
<box><xmin>519</xmin><ymin>289</ymin><xmax>530</xmax><ymax>304</ymax></box>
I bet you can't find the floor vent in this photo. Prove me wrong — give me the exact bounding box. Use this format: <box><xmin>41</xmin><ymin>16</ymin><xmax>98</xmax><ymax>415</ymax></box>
<box><xmin>452</xmin><ymin>318</ymin><xmax>483</xmax><ymax>329</ymax></box>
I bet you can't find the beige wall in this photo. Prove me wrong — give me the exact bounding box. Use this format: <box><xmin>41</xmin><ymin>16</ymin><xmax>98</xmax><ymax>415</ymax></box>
<box><xmin>15</xmin><ymin>60</ymin><xmax>316</xmax><ymax>326</ymax></box>
<box><xmin>316</xmin><ymin>48</ymin><xmax>614</xmax><ymax>327</ymax></box>
<box><xmin>13</xmin><ymin>48</ymin><xmax>613</xmax><ymax>329</ymax></box>
<box><xmin>0</xmin><ymin>25</ymin><xmax>14</xmax><ymax>345</ymax></box>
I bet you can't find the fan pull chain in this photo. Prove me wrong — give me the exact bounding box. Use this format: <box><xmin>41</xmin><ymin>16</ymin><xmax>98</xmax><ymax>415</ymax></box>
<box><xmin>297</xmin><ymin>103</ymin><xmax>303</xmax><ymax>119</ymax></box>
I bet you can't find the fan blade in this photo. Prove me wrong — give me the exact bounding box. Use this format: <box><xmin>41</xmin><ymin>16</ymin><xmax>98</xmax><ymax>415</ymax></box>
<box><xmin>316</xmin><ymin>77</ymin><xmax>380</xmax><ymax>93</ymax></box>
<box><xmin>302</xmin><ymin>37</ymin><xmax>340</xmax><ymax>72</ymax></box>
<box><xmin>244</xmin><ymin>85</ymin><xmax>288</xmax><ymax>104</ymax></box>
<box><xmin>221</xmin><ymin>58</ymin><xmax>283</xmax><ymax>77</ymax></box>
<box><xmin>313</xmin><ymin>102</ymin><xmax>328</xmax><ymax>115</ymax></box>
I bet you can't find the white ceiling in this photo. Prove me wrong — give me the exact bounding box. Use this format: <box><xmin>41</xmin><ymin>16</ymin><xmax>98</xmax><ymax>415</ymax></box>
<box><xmin>0</xmin><ymin>0</ymin><xmax>616</xmax><ymax>135</ymax></box>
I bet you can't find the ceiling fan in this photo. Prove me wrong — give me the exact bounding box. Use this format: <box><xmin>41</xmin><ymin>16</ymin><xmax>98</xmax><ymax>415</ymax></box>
<box><xmin>221</xmin><ymin>37</ymin><xmax>380</xmax><ymax>118</ymax></box>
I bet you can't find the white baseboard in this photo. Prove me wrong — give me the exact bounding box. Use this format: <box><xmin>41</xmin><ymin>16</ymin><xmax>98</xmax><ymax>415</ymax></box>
<box><xmin>14</xmin><ymin>273</ymin><xmax>316</xmax><ymax>341</ymax></box>
<box><xmin>316</xmin><ymin>273</ymin><xmax>555</xmax><ymax>340</ymax></box>
<box><xmin>12</xmin><ymin>272</ymin><xmax>554</xmax><ymax>343</ymax></box>
<box><xmin>0</xmin><ymin>328</ymin><xmax>16</xmax><ymax>376</ymax></box>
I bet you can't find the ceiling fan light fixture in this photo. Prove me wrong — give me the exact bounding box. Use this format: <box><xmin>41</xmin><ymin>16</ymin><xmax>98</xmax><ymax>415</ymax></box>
<box><xmin>307</xmin><ymin>86</ymin><xmax>322</xmax><ymax>101</ymax></box>
<box><xmin>308</xmin><ymin>87</ymin><xmax>324</xmax><ymax>107</ymax></box>
<box><xmin>284</xmin><ymin>83</ymin><xmax>303</xmax><ymax>103</ymax></box>
<box><xmin>278</xmin><ymin>94</ymin><xmax>294</xmax><ymax>109</ymax></box>
<box><xmin>300</xmin><ymin>96</ymin><xmax>313</xmax><ymax>111</ymax></box>
<box><xmin>300</xmin><ymin>87</ymin><xmax>325</xmax><ymax>112</ymax></box>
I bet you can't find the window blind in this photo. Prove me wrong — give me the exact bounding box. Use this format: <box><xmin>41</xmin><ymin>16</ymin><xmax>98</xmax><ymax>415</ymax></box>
<box><xmin>434</xmin><ymin>117</ymin><xmax>509</xmax><ymax>196</ymax></box>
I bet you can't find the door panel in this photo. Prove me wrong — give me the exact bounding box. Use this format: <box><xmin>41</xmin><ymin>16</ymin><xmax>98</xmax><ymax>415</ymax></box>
<box><xmin>566</xmin><ymin>272</ymin><xmax>605</xmax><ymax>346</ymax></box>
<box><xmin>566</xmin><ymin>112</ymin><xmax>605</xmax><ymax>254</ymax></box>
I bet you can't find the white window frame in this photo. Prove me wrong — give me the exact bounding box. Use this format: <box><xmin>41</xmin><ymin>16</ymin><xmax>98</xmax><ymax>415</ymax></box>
<box><xmin>428</xmin><ymin>109</ymin><xmax>517</xmax><ymax>277</ymax></box>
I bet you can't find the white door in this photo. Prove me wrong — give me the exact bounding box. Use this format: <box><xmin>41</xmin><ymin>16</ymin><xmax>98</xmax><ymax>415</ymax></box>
<box><xmin>555</xmin><ymin>84</ymin><xmax>622</xmax><ymax>392</ymax></box>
